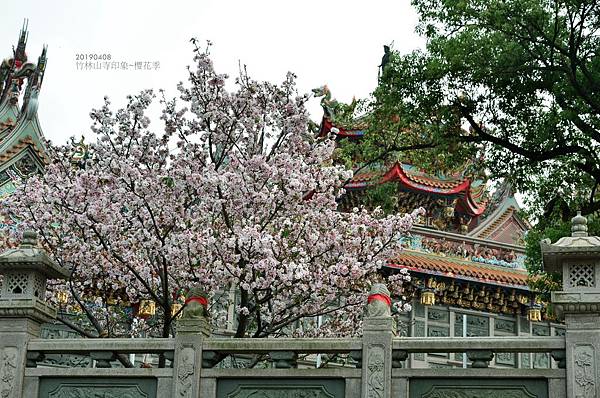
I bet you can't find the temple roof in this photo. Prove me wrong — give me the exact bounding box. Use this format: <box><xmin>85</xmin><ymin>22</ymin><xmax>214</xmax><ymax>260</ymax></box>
<box><xmin>317</xmin><ymin>109</ymin><xmax>490</xmax><ymax>217</ymax></box>
<box><xmin>317</xmin><ymin>104</ymin><xmax>529</xmax><ymax>243</ymax></box>
<box><xmin>0</xmin><ymin>22</ymin><xmax>48</xmax><ymax>177</ymax></box>
<box><xmin>0</xmin><ymin>22</ymin><xmax>48</xmax><ymax>220</ymax></box>
<box><xmin>315</xmin><ymin>86</ymin><xmax>533</xmax><ymax>296</ymax></box>
<box><xmin>319</xmin><ymin>118</ymin><xmax>366</xmax><ymax>138</ymax></box>
<box><xmin>347</xmin><ymin>163</ymin><xmax>470</xmax><ymax>191</ymax></box>
<box><xmin>346</xmin><ymin>162</ymin><xmax>488</xmax><ymax>217</ymax></box>
<box><xmin>387</xmin><ymin>250</ymin><xmax>530</xmax><ymax>289</ymax></box>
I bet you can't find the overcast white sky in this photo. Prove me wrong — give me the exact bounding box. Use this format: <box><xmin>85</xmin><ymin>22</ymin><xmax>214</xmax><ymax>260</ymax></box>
<box><xmin>2</xmin><ymin>0</ymin><xmax>424</xmax><ymax>145</ymax></box>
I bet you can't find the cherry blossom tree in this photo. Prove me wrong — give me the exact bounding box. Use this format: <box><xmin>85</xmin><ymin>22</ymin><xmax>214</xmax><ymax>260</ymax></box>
<box><xmin>4</xmin><ymin>42</ymin><xmax>420</xmax><ymax>342</ymax></box>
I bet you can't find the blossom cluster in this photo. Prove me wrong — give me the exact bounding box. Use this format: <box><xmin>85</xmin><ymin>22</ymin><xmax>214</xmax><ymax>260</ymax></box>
<box><xmin>4</xmin><ymin>43</ymin><xmax>421</xmax><ymax>338</ymax></box>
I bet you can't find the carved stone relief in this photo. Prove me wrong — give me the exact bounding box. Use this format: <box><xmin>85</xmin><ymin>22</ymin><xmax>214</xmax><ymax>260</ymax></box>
<box><xmin>496</xmin><ymin>352</ymin><xmax>516</xmax><ymax>367</ymax></box>
<box><xmin>428</xmin><ymin>326</ymin><xmax>450</xmax><ymax>358</ymax></box>
<box><xmin>532</xmin><ymin>325</ymin><xmax>550</xmax><ymax>337</ymax></box>
<box><xmin>40</xmin><ymin>325</ymin><xmax>80</xmax><ymax>339</ymax></box>
<box><xmin>422</xmin><ymin>386</ymin><xmax>538</xmax><ymax>398</ymax></box>
<box><xmin>0</xmin><ymin>347</ymin><xmax>18</xmax><ymax>398</ymax></box>
<box><xmin>495</xmin><ymin>319</ymin><xmax>516</xmax><ymax>334</ymax></box>
<box><xmin>428</xmin><ymin>309</ymin><xmax>449</xmax><ymax>323</ymax></box>
<box><xmin>574</xmin><ymin>344</ymin><xmax>596</xmax><ymax>398</ymax></box>
<box><xmin>366</xmin><ymin>344</ymin><xmax>385</xmax><ymax>398</ymax></box>
<box><xmin>39</xmin><ymin>325</ymin><xmax>91</xmax><ymax>367</ymax></box>
<box><xmin>427</xmin><ymin>326</ymin><xmax>449</xmax><ymax>337</ymax></box>
<box><xmin>454</xmin><ymin>315</ymin><xmax>488</xmax><ymax>337</ymax></box>
<box><xmin>176</xmin><ymin>346</ymin><xmax>195</xmax><ymax>398</ymax></box>
<box><xmin>414</xmin><ymin>321</ymin><xmax>425</xmax><ymax>337</ymax></box>
<box><xmin>40</xmin><ymin>354</ymin><xmax>91</xmax><ymax>368</ymax></box>
<box><xmin>414</xmin><ymin>352</ymin><xmax>426</xmax><ymax>361</ymax></box>
<box><xmin>227</xmin><ymin>385</ymin><xmax>335</xmax><ymax>398</ymax></box>
<box><xmin>397</xmin><ymin>318</ymin><xmax>410</xmax><ymax>338</ymax></box>
<box><xmin>217</xmin><ymin>355</ymin><xmax>254</xmax><ymax>369</ymax></box>
<box><xmin>522</xmin><ymin>353</ymin><xmax>531</xmax><ymax>368</ymax></box>
<box><xmin>533</xmin><ymin>353</ymin><xmax>549</xmax><ymax>369</ymax></box>
<box><xmin>48</xmin><ymin>384</ymin><xmax>148</xmax><ymax>398</ymax></box>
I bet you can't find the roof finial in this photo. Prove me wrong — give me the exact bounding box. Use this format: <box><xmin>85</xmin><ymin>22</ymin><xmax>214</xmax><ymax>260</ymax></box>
<box><xmin>21</xmin><ymin>45</ymin><xmax>47</xmax><ymax>118</ymax></box>
<box><xmin>37</xmin><ymin>45</ymin><xmax>47</xmax><ymax>87</ymax></box>
<box><xmin>571</xmin><ymin>211</ymin><xmax>588</xmax><ymax>237</ymax></box>
<box><xmin>15</xmin><ymin>19</ymin><xmax>29</xmax><ymax>64</ymax></box>
<box><xmin>21</xmin><ymin>230</ymin><xmax>38</xmax><ymax>247</ymax></box>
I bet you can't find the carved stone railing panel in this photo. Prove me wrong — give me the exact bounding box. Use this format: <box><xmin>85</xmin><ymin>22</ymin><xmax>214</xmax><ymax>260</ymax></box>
<box><xmin>38</xmin><ymin>377</ymin><xmax>157</xmax><ymax>398</ymax></box>
<box><xmin>409</xmin><ymin>378</ymin><xmax>549</xmax><ymax>398</ymax></box>
<box><xmin>217</xmin><ymin>379</ymin><xmax>345</xmax><ymax>398</ymax></box>
<box><xmin>522</xmin><ymin>353</ymin><xmax>531</xmax><ymax>368</ymax></box>
<box><xmin>495</xmin><ymin>319</ymin><xmax>517</xmax><ymax>335</ymax></box>
<box><xmin>454</xmin><ymin>314</ymin><xmax>489</xmax><ymax>337</ymax></box>
<box><xmin>427</xmin><ymin>309</ymin><xmax>449</xmax><ymax>324</ymax></box>
<box><xmin>495</xmin><ymin>352</ymin><xmax>517</xmax><ymax>367</ymax></box>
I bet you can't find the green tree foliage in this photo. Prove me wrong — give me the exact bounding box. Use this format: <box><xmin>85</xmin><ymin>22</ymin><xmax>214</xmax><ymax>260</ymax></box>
<box><xmin>370</xmin><ymin>0</ymin><xmax>600</xmax><ymax>220</ymax></box>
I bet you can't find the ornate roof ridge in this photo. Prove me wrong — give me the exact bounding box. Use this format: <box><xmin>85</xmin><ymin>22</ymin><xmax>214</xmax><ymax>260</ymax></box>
<box><xmin>410</xmin><ymin>225</ymin><xmax>525</xmax><ymax>251</ymax></box>
<box><xmin>468</xmin><ymin>194</ymin><xmax>529</xmax><ymax>241</ymax></box>
<box><xmin>400</xmin><ymin>249</ymin><xmax>528</xmax><ymax>274</ymax></box>
<box><xmin>346</xmin><ymin>161</ymin><xmax>488</xmax><ymax>217</ymax></box>
<box><xmin>387</xmin><ymin>250</ymin><xmax>529</xmax><ymax>288</ymax></box>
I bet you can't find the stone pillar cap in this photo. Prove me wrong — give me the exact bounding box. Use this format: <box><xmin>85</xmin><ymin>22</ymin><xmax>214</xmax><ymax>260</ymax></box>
<box><xmin>0</xmin><ymin>230</ymin><xmax>69</xmax><ymax>280</ymax></box>
<box><xmin>540</xmin><ymin>213</ymin><xmax>600</xmax><ymax>273</ymax></box>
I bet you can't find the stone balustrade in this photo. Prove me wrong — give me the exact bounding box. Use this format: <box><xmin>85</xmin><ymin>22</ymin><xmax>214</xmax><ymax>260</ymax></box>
<box><xmin>23</xmin><ymin>335</ymin><xmax>564</xmax><ymax>368</ymax></box>
<box><xmin>22</xmin><ymin>336</ymin><xmax>565</xmax><ymax>358</ymax></box>
<box><xmin>2</xmin><ymin>218</ymin><xmax>599</xmax><ymax>398</ymax></box>
<box><xmin>19</xmin><ymin>334</ymin><xmax>567</xmax><ymax>397</ymax></box>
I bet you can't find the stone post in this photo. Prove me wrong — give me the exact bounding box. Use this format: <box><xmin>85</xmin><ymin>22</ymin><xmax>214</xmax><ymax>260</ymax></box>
<box><xmin>171</xmin><ymin>287</ymin><xmax>211</xmax><ymax>398</ymax></box>
<box><xmin>541</xmin><ymin>213</ymin><xmax>600</xmax><ymax>398</ymax></box>
<box><xmin>361</xmin><ymin>283</ymin><xmax>394</xmax><ymax>398</ymax></box>
<box><xmin>0</xmin><ymin>231</ymin><xmax>69</xmax><ymax>398</ymax></box>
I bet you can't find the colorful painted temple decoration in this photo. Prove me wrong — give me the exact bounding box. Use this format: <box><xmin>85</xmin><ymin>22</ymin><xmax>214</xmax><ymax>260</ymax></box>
<box><xmin>314</xmin><ymin>85</ymin><xmax>551</xmax><ymax>324</ymax></box>
<box><xmin>0</xmin><ymin>22</ymin><xmax>49</xmax><ymax>233</ymax></box>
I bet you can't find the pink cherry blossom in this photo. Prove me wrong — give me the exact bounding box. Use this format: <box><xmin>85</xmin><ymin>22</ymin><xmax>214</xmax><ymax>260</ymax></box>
<box><xmin>4</xmin><ymin>42</ymin><xmax>422</xmax><ymax>339</ymax></box>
